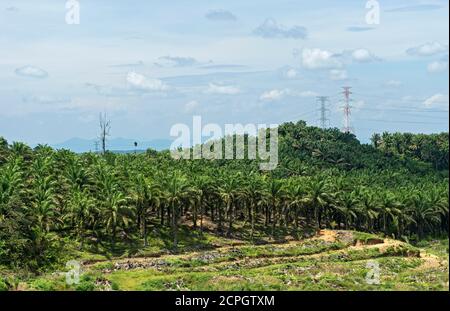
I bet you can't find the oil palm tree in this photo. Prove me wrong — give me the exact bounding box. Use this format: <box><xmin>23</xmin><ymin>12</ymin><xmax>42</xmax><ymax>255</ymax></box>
<box><xmin>131</xmin><ymin>174</ymin><xmax>161</xmax><ymax>246</ymax></box>
<box><xmin>304</xmin><ymin>178</ymin><xmax>330</xmax><ymax>230</ymax></box>
<box><xmin>163</xmin><ymin>171</ymin><xmax>192</xmax><ymax>249</ymax></box>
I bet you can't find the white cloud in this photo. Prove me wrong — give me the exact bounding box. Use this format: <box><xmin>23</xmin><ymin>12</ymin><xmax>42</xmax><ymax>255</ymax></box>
<box><xmin>185</xmin><ymin>100</ymin><xmax>200</xmax><ymax>112</ymax></box>
<box><xmin>329</xmin><ymin>69</ymin><xmax>348</xmax><ymax>81</ymax></box>
<box><xmin>253</xmin><ymin>19</ymin><xmax>307</xmax><ymax>39</ymax></box>
<box><xmin>423</xmin><ymin>93</ymin><xmax>449</xmax><ymax>108</ymax></box>
<box><xmin>126</xmin><ymin>72</ymin><xmax>169</xmax><ymax>92</ymax></box>
<box><xmin>300</xmin><ymin>48</ymin><xmax>378</xmax><ymax>69</ymax></box>
<box><xmin>260</xmin><ymin>89</ymin><xmax>317</xmax><ymax>101</ymax></box>
<box><xmin>285</xmin><ymin>68</ymin><xmax>298</xmax><ymax>79</ymax></box>
<box><xmin>155</xmin><ymin>56</ymin><xmax>198</xmax><ymax>67</ymax></box>
<box><xmin>205</xmin><ymin>83</ymin><xmax>240</xmax><ymax>95</ymax></box>
<box><xmin>260</xmin><ymin>89</ymin><xmax>289</xmax><ymax>101</ymax></box>
<box><xmin>301</xmin><ymin>48</ymin><xmax>342</xmax><ymax>69</ymax></box>
<box><xmin>15</xmin><ymin>66</ymin><xmax>48</xmax><ymax>79</ymax></box>
<box><xmin>205</xmin><ymin>10</ymin><xmax>237</xmax><ymax>21</ymax></box>
<box><xmin>407</xmin><ymin>42</ymin><xmax>448</xmax><ymax>56</ymax></box>
<box><xmin>351</xmin><ymin>49</ymin><xmax>379</xmax><ymax>63</ymax></box>
<box><xmin>427</xmin><ymin>57</ymin><xmax>449</xmax><ymax>73</ymax></box>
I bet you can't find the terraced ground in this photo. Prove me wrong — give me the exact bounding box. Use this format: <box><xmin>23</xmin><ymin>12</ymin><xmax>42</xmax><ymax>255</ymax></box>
<box><xmin>16</xmin><ymin>230</ymin><xmax>448</xmax><ymax>291</ymax></box>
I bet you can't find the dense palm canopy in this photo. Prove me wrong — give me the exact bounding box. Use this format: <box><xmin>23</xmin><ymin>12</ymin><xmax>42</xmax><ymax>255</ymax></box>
<box><xmin>0</xmin><ymin>121</ymin><xmax>448</xmax><ymax>271</ymax></box>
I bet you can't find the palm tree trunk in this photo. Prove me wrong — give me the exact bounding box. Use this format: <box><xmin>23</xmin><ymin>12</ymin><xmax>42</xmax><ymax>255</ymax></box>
<box><xmin>200</xmin><ymin>197</ymin><xmax>204</xmax><ymax>235</ymax></box>
<box><xmin>193</xmin><ymin>202</ymin><xmax>198</xmax><ymax>229</ymax></box>
<box><xmin>227</xmin><ymin>201</ymin><xmax>233</xmax><ymax>237</ymax></box>
<box><xmin>143</xmin><ymin>215</ymin><xmax>148</xmax><ymax>247</ymax></box>
<box><xmin>172</xmin><ymin>203</ymin><xmax>178</xmax><ymax>249</ymax></box>
<box><xmin>251</xmin><ymin>204</ymin><xmax>255</xmax><ymax>241</ymax></box>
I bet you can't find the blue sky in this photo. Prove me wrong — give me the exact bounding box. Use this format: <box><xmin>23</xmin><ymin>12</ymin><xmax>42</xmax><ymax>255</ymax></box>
<box><xmin>0</xmin><ymin>0</ymin><xmax>448</xmax><ymax>146</ymax></box>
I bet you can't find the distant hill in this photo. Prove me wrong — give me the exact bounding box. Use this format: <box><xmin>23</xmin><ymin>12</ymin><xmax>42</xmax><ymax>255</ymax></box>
<box><xmin>52</xmin><ymin>137</ymin><xmax>172</xmax><ymax>153</ymax></box>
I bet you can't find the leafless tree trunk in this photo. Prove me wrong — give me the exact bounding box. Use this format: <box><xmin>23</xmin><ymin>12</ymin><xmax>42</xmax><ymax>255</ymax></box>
<box><xmin>99</xmin><ymin>113</ymin><xmax>111</xmax><ymax>154</ymax></box>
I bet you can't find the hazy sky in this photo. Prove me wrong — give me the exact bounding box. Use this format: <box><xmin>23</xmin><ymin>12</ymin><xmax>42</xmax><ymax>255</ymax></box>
<box><xmin>0</xmin><ymin>0</ymin><xmax>448</xmax><ymax>145</ymax></box>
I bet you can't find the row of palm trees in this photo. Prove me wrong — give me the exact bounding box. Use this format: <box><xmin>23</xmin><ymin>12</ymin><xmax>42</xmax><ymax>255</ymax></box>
<box><xmin>1</xmin><ymin>145</ymin><xmax>448</xmax><ymax>264</ymax></box>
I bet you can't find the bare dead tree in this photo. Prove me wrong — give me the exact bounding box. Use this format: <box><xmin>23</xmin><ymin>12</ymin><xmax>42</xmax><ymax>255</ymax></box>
<box><xmin>99</xmin><ymin>113</ymin><xmax>111</xmax><ymax>154</ymax></box>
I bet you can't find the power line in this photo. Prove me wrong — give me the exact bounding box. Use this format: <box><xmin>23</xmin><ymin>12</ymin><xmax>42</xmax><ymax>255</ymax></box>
<box><xmin>355</xmin><ymin>106</ymin><xmax>449</xmax><ymax>113</ymax></box>
<box><xmin>352</xmin><ymin>92</ymin><xmax>449</xmax><ymax>109</ymax></box>
<box><xmin>357</xmin><ymin>110</ymin><xmax>448</xmax><ymax>120</ymax></box>
<box><xmin>358</xmin><ymin>118</ymin><xmax>448</xmax><ymax>125</ymax></box>
<box><xmin>352</xmin><ymin>92</ymin><xmax>430</xmax><ymax>103</ymax></box>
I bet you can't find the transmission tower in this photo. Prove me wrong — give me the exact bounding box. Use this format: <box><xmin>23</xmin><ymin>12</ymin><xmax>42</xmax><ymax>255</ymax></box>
<box><xmin>316</xmin><ymin>96</ymin><xmax>330</xmax><ymax>129</ymax></box>
<box><xmin>341</xmin><ymin>86</ymin><xmax>353</xmax><ymax>133</ymax></box>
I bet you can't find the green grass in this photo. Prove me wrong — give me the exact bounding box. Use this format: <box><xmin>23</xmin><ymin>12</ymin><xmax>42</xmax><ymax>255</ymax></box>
<box><xmin>3</xmin><ymin>231</ymin><xmax>448</xmax><ymax>291</ymax></box>
<box><xmin>415</xmin><ymin>238</ymin><xmax>449</xmax><ymax>258</ymax></box>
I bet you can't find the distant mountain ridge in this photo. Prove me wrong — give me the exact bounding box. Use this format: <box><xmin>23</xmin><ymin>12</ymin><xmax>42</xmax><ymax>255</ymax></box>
<box><xmin>52</xmin><ymin>137</ymin><xmax>172</xmax><ymax>153</ymax></box>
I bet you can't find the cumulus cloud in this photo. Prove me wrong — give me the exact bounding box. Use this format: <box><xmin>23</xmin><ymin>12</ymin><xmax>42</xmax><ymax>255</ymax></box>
<box><xmin>15</xmin><ymin>66</ymin><xmax>48</xmax><ymax>79</ymax></box>
<box><xmin>205</xmin><ymin>10</ymin><xmax>237</xmax><ymax>21</ymax></box>
<box><xmin>281</xmin><ymin>67</ymin><xmax>299</xmax><ymax>79</ymax></box>
<box><xmin>300</xmin><ymin>48</ymin><xmax>342</xmax><ymax>69</ymax></box>
<box><xmin>406</xmin><ymin>42</ymin><xmax>448</xmax><ymax>56</ymax></box>
<box><xmin>423</xmin><ymin>93</ymin><xmax>449</xmax><ymax>108</ymax></box>
<box><xmin>427</xmin><ymin>56</ymin><xmax>449</xmax><ymax>73</ymax></box>
<box><xmin>126</xmin><ymin>72</ymin><xmax>169</xmax><ymax>92</ymax></box>
<box><xmin>329</xmin><ymin>69</ymin><xmax>348</xmax><ymax>81</ymax></box>
<box><xmin>155</xmin><ymin>56</ymin><xmax>198</xmax><ymax>67</ymax></box>
<box><xmin>260</xmin><ymin>89</ymin><xmax>317</xmax><ymax>101</ymax></box>
<box><xmin>205</xmin><ymin>83</ymin><xmax>240</xmax><ymax>95</ymax></box>
<box><xmin>260</xmin><ymin>89</ymin><xmax>289</xmax><ymax>101</ymax></box>
<box><xmin>253</xmin><ymin>19</ymin><xmax>307</xmax><ymax>39</ymax></box>
<box><xmin>299</xmin><ymin>48</ymin><xmax>379</xmax><ymax>70</ymax></box>
<box><xmin>351</xmin><ymin>48</ymin><xmax>380</xmax><ymax>62</ymax></box>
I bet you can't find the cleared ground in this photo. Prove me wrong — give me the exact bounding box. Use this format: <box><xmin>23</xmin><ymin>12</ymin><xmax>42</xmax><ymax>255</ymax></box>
<box><xmin>18</xmin><ymin>230</ymin><xmax>449</xmax><ymax>291</ymax></box>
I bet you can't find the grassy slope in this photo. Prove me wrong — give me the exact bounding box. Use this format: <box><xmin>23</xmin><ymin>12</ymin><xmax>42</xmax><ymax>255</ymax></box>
<box><xmin>11</xmin><ymin>229</ymin><xmax>448</xmax><ymax>291</ymax></box>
